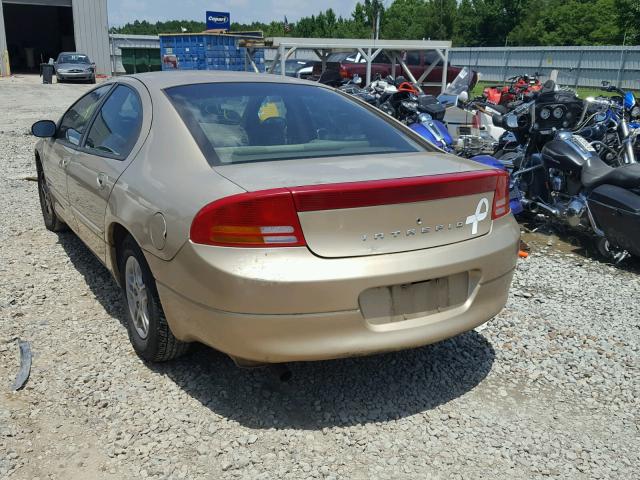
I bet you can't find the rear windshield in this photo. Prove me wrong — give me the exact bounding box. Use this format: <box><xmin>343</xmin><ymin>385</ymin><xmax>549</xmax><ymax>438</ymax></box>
<box><xmin>326</xmin><ymin>52</ymin><xmax>358</xmax><ymax>63</ymax></box>
<box><xmin>165</xmin><ymin>82</ymin><xmax>425</xmax><ymax>165</ymax></box>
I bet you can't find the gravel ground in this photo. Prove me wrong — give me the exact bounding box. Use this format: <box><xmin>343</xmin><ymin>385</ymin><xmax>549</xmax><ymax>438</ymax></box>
<box><xmin>1</xmin><ymin>75</ymin><xmax>639</xmax><ymax>480</ymax></box>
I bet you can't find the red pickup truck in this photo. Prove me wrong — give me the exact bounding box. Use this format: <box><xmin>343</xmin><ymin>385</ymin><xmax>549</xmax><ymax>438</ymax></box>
<box><xmin>312</xmin><ymin>51</ymin><xmax>476</xmax><ymax>94</ymax></box>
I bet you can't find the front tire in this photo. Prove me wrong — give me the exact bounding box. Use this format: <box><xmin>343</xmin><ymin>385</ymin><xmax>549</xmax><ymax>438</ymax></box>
<box><xmin>119</xmin><ymin>236</ymin><xmax>189</xmax><ymax>362</ymax></box>
<box><xmin>37</xmin><ymin>163</ymin><xmax>67</xmax><ymax>232</ymax></box>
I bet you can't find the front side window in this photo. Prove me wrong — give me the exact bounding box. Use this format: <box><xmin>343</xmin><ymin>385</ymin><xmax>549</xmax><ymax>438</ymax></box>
<box><xmin>85</xmin><ymin>85</ymin><xmax>143</xmax><ymax>159</ymax></box>
<box><xmin>57</xmin><ymin>85</ymin><xmax>111</xmax><ymax>145</ymax></box>
<box><xmin>166</xmin><ymin>82</ymin><xmax>426</xmax><ymax>165</ymax></box>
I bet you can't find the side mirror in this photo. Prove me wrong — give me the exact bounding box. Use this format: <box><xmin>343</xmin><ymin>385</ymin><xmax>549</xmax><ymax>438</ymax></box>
<box><xmin>31</xmin><ymin>120</ymin><xmax>57</xmax><ymax>138</ymax></box>
<box><xmin>66</xmin><ymin>128</ymin><xmax>82</xmax><ymax>146</ymax></box>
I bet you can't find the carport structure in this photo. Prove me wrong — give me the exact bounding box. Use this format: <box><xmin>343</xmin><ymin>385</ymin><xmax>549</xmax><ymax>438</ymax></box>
<box><xmin>246</xmin><ymin>37</ymin><xmax>452</xmax><ymax>93</ymax></box>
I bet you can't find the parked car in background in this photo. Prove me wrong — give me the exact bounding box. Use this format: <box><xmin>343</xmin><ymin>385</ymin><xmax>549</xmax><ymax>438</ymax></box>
<box><xmin>271</xmin><ymin>59</ymin><xmax>317</xmax><ymax>77</ymax></box>
<box><xmin>54</xmin><ymin>52</ymin><xmax>96</xmax><ymax>83</ymax></box>
<box><xmin>31</xmin><ymin>71</ymin><xmax>518</xmax><ymax>366</ymax></box>
<box><xmin>312</xmin><ymin>51</ymin><xmax>477</xmax><ymax>94</ymax></box>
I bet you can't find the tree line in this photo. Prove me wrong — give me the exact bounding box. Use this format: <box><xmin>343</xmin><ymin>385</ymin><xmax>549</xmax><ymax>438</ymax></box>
<box><xmin>110</xmin><ymin>0</ymin><xmax>639</xmax><ymax>47</ymax></box>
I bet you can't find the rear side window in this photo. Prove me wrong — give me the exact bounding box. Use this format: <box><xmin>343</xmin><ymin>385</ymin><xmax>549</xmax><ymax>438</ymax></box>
<box><xmin>85</xmin><ymin>85</ymin><xmax>143</xmax><ymax>159</ymax></box>
<box><xmin>57</xmin><ymin>85</ymin><xmax>111</xmax><ymax>144</ymax></box>
<box><xmin>165</xmin><ymin>82</ymin><xmax>426</xmax><ymax>165</ymax></box>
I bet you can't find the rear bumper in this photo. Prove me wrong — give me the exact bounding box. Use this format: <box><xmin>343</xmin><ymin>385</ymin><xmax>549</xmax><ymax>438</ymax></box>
<box><xmin>148</xmin><ymin>215</ymin><xmax>519</xmax><ymax>363</ymax></box>
<box><xmin>157</xmin><ymin>268</ymin><xmax>513</xmax><ymax>363</ymax></box>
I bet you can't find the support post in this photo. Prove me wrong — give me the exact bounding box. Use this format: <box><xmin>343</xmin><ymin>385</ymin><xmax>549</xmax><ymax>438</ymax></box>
<box><xmin>313</xmin><ymin>49</ymin><xmax>330</xmax><ymax>74</ymax></box>
<box><xmin>396</xmin><ymin>55</ymin><xmax>421</xmax><ymax>90</ymax></box>
<box><xmin>440</xmin><ymin>48</ymin><xmax>449</xmax><ymax>94</ymax></box>
<box><xmin>416</xmin><ymin>52</ymin><xmax>440</xmax><ymax>85</ymax></box>
<box><xmin>366</xmin><ymin>47</ymin><xmax>372</xmax><ymax>86</ymax></box>
<box><xmin>267</xmin><ymin>49</ymin><xmax>280</xmax><ymax>74</ymax></box>
<box><xmin>245</xmin><ymin>48</ymin><xmax>259</xmax><ymax>73</ymax></box>
<box><xmin>279</xmin><ymin>45</ymin><xmax>286</xmax><ymax>77</ymax></box>
<box><xmin>358</xmin><ymin>47</ymin><xmax>382</xmax><ymax>86</ymax></box>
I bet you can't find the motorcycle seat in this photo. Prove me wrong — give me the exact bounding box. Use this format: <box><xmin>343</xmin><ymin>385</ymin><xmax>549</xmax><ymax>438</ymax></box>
<box><xmin>581</xmin><ymin>156</ymin><xmax>640</xmax><ymax>189</ymax></box>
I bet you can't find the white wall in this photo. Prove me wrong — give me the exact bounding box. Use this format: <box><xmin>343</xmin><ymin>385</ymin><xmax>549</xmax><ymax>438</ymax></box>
<box><xmin>72</xmin><ymin>0</ymin><xmax>110</xmax><ymax>75</ymax></box>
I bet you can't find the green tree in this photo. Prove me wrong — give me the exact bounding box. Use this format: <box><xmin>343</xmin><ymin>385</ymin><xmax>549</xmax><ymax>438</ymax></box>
<box><xmin>614</xmin><ymin>0</ymin><xmax>640</xmax><ymax>43</ymax></box>
<box><xmin>383</xmin><ymin>0</ymin><xmax>428</xmax><ymax>39</ymax></box>
<box><xmin>453</xmin><ymin>0</ymin><xmax>480</xmax><ymax>46</ymax></box>
<box><xmin>508</xmin><ymin>0</ymin><xmax>622</xmax><ymax>46</ymax></box>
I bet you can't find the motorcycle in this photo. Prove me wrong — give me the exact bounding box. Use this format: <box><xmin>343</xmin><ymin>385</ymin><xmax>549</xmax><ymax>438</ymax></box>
<box><xmin>579</xmin><ymin>82</ymin><xmax>639</xmax><ymax>166</ymax></box>
<box><xmin>492</xmin><ymin>80</ymin><xmax>640</xmax><ymax>261</ymax></box>
<box><xmin>483</xmin><ymin>74</ymin><xmax>543</xmax><ymax>107</ymax></box>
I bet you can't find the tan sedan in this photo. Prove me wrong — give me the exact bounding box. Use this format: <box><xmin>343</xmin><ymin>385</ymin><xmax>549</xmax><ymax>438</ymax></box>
<box><xmin>31</xmin><ymin>72</ymin><xmax>519</xmax><ymax>365</ymax></box>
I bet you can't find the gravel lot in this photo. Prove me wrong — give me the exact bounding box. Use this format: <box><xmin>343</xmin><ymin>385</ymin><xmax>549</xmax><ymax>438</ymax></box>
<box><xmin>1</xmin><ymin>75</ymin><xmax>639</xmax><ymax>480</ymax></box>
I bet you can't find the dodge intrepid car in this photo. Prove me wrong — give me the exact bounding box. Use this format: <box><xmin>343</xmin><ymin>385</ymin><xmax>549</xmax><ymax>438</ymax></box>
<box><xmin>31</xmin><ymin>72</ymin><xmax>519</xmax><ymax>365</ymax></box>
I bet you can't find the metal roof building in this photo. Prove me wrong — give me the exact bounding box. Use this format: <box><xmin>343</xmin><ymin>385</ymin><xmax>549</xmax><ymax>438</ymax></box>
<box><xmin>0</xmin><ymin>0</ymin><xmax>110</xmax><ymax>77</ymax></box>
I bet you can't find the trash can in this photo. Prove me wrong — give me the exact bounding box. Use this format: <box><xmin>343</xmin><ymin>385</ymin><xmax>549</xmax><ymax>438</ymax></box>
<box><xmin>41</xmin><ymin>63</ymin><xmax>54</xmax><ymax>84</ymax></box>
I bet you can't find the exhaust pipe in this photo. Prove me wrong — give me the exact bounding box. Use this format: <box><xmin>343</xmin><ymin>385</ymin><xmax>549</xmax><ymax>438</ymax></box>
<box><xmin>521</xmin><ymin>198</ymin><xmax>560</xmax><ymax>216</ymax></box>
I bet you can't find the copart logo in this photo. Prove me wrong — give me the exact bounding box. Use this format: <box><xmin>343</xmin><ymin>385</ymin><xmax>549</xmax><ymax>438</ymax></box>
<box><xmin>361</xmin><ymin>198</ymin><xmax>490</xmax><ymax>241</ymax></box>
<box><xmin>208</xmin><ymin>15</ymin><xmax>228</xmax><ymax>23</ymax></box>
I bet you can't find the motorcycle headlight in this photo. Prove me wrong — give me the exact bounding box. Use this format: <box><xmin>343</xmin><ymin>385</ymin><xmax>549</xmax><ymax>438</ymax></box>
<box><xmin>632</xmin><ymin>105</ymin><xmax>640</xmax><ymax>119</ymax></box>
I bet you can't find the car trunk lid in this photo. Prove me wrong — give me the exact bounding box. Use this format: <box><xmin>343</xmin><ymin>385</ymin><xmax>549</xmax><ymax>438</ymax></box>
<box><xmin>214</xmin><ymin>153</ymin><xmax>502</xmax><ymax>258</ymax></box>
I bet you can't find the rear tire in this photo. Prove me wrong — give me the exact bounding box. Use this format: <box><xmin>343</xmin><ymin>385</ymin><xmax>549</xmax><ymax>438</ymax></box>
<box><xmin>37</xmin><ymin>163</ymin><xmax>67</xmax><ymax>232</ymax></box>
<box><xmin>118</xmin><ymin>236</ymin><xmax>189</xmax><ymax>362</ymax></box>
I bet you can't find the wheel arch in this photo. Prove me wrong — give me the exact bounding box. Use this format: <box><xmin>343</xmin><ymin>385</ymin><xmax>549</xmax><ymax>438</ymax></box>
<box><xmin>107</xmin><ymin>222</ymin><xmax>135</xmax><ymax>288</ymax></box>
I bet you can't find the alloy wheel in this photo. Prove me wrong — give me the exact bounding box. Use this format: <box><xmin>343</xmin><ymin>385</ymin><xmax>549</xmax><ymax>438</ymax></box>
<box><xmin>125</xmin><ymin>256</ymin><xmax>150</xmax><ymax>339</ymax></box>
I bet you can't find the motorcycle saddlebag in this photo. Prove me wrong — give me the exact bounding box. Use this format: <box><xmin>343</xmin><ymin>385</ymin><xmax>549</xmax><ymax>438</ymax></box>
<box><xmin>588</xmin><ymin>184</ymin><xmax>640</xmax><ymax>257</ymax></box>
<box><xmin>417</xmin><ymin>95</ymin><xmax>446</xmax><ymax>121</ymax></box>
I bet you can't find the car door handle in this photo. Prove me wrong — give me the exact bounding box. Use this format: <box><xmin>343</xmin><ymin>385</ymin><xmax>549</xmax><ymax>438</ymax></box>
<box><xmin>96</xmin><ymin>173</ymin><xmax>107</xmax><ymax>190</ymax></box>
<box><xmin>59</xmin><ymin>157</ymin><xmax>70</xmax><ymax>168</ymax></box>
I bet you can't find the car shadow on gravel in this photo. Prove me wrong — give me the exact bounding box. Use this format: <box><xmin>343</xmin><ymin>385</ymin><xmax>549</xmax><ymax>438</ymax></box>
<box><xmin>58</xmin><ymin>231</ymin><xmax>496</xmax><ymax>430</ymax></box>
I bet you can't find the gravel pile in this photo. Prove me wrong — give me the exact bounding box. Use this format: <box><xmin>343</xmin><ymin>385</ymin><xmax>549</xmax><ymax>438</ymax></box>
<box><xmin>1</xmin><ymin>76</ymin><xmax>638</xmax><ymax>479</ymax></box>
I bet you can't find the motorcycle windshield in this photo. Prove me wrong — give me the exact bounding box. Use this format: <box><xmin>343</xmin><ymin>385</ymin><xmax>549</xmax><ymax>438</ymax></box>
<box><xmin>443</xmin><ymin>67</ymin><xmax>473</xmax><ymax>96</ymax></box>
<box><xmin>624</xmin><ymin>91</ymin><xmax>636</xmax><ymax>110</ymax></box>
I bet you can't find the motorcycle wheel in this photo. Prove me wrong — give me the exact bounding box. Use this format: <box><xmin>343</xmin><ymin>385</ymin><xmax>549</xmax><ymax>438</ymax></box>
<box><xmin>595</xmin><ymin>237</ymin><xmax>629</xmax><ymax>264</ymax></box>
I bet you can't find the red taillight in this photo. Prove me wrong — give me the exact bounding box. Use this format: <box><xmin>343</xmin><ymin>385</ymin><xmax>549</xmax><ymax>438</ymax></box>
<box><xmin>190</xmin><ymin>188</ymin><xmax>306</xmax><ymax>247</ymax></box>
<box><xmin>339</xmin><ymin>67</ymin><xmax>349</xmax><ymax>79</ymax></box>
<box><xmin>492</xmin><ymin>171</ymin><xmax>510</xmax><ymax>219</ymax></box>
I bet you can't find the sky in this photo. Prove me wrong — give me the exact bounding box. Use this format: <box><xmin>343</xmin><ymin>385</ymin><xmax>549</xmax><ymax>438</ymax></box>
<box><xmin>107</xmin><ymin>0</ymin><xmax>361</xmax><ymax>27</ymax></box>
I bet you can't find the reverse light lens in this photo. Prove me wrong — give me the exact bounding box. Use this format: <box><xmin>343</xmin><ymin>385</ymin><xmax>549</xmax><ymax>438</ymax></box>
<box><xmin>190</xmin><ymin>189</ymin><xmax>306</xmax><ymax>247</ymax></box>
<box><xmin>492</xmin><ymin>171</ymin><xmax>511</xmax><ymax>219</ymax></box>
